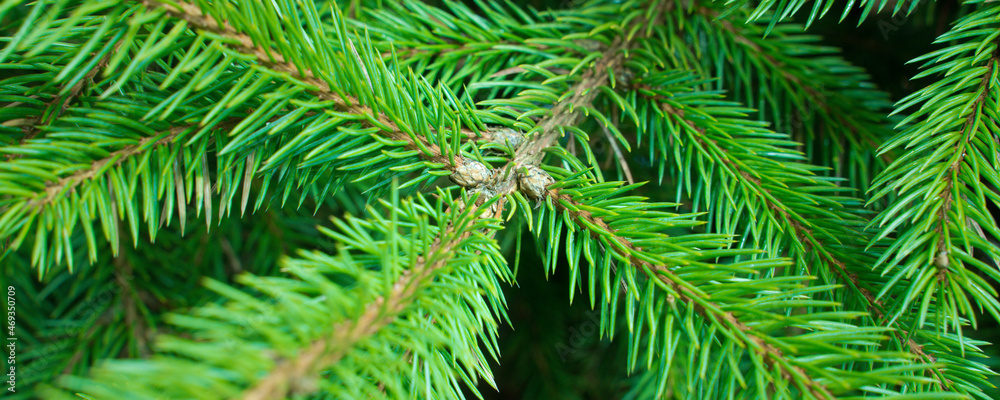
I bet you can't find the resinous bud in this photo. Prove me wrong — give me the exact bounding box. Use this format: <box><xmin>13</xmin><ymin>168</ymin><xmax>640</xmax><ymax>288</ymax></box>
<box><xmin>574</xmin><ymin>39</ymin><xmax>604</xmax><ymax>52</ymax></box>
<box><xmin>518</xmin><ymin>165</ymin><xmax>554</xmax><ymax>200</ymax></box>
<box><xmin>451</xmin><ymin>159</ymin><xmax>492</xmax><ymax>187</ymax></box>
<box><xmin>615</xmin><ymin>68</ymin><xmax>635</xmax><ymax>88</ymax></box>
<box><xmin>468</xmin><ymin>187</ymin><xmax>499</xmax><ymax>219</ymax></box>
<box><xmin>486</xmin><ymin>127</ymin><xmax>526</xmax><ymax>150</ymax></box>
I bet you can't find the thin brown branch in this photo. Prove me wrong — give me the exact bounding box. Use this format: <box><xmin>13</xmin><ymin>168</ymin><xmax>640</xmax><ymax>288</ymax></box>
<box><xmin>934</xmin><ymin>49</ymin><xmax>1000</xmax><ymax>274</ymax></box>
<box><xmin>547</xmin><ymin>189</ymin><xmax>834</xmax><ymax>399</ymax></box>
<box><xmin>649</xmin><ymin>89</ymin><xmax>949</xmax><ymax>387</ymax></box>
<box><xmin>114</xmin><ymin>241</ymin><xmax>152</xmax><ymax>358</ymax></box>
<box><xmin>141</xmin><ymin>0</ymin><xmax>466</xmax><ymax>169</ymax></box>
<box><xmin>600</xmin><ymin>121</ymin><xmax>634</xmax><ymax>184</ymax></box>
<box><xmin>486</xmin><ymin>36</ymin><xmax>631</xmax><ymax>197</ymax></box>
<box><xmin>474</xmin><ymin>2</ymin><xmax>671</xmax><ymax>198</ymax></box>
<box><xmin>219</xmin><ymin>235</ymin><xmax>243</xmax><ymax>275</ymax></box>
<box><xmin>693</xmin><ymin>6</ymin><xmax>892</xmax><ymax>166</ymax></box>
<box><xmin>240</xmin><ymin>216</ymin><xmax>475</xmax><ymax>400</ymax></box>
<box><xmin>512</xmin><ymin>39</ymin><xmax>628</xmax><ymax>169</ymax></box>
<box><xmin>27</xmin><ymin>119</ymin><xmax>233</xmax><ymax>210</ymax></box>
<box><xmin>7</xmin><ymin>39</ymin><xmax>124</xmax><ymax>161</ymax></box>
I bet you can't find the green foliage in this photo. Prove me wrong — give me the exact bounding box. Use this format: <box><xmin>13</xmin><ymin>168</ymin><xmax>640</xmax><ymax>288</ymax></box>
<box><xmin>0</xmin><ymin>0</ymin><xmax>998</xmax><ymax>399</ymax></box>
<box><xmin>40</xmin><ymin>188</ymin><xmax>511</xmax><ymax>399</ymax></box>
<box><xmin>869</xmin><ymin>0</ymin><xmax>1000</xmax><ymax>335</ymax></box>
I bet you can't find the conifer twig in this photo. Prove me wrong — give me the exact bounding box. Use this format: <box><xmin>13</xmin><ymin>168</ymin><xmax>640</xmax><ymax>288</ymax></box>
<box><xmin>933</xmin><ymin>47</ymin><xmax>1000</xmax><ymax>275</ymax></box>
<box><xmin>487</xmin><ymin>25</ymin><xmax>633</xmax><ymax>197</ymax></box>
<box><xmin>600</xmin><ymin>122</ymin><xmax>634</xmax><ymax>184</ymax></box>
<box><xmin>510</xmin><ymin>38</ymin><xmax>628</xmax><ymax>170</ymax></box>
<box><xmin>27</xmin><ymin>120</ymin><xmax>237</xmax><ymax>210</ymax></box>
<box><xmin>651</xmin><ymin>94</ymin><xmax>947</xmax><ymax>385</ymax></box>
<box><xmin>546</xmin><ymin>189</ymin><xmax>835</xmax><ymax>399</ymax></box>
<box><xmin>689</xmin><ymin>4</ymin><xmax>893</xmax><ymax>166</ymax></box>
<box><xmin>241</xmin><ymin>213</ymin><xmax>475</xmax><ymax>400</ymax></box>
<box><xmin>140</xmin><ymin>0</ymin><xmax>469</xmax><ymax>170</ymax></box>
<box><xmin>6</xmin><ymin>38</ymin><xmax>124</xmax><ymax>161</ymax></box>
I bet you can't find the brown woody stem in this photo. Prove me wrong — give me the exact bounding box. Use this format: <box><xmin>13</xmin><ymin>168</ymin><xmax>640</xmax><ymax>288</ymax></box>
<box><xmin>241</xmin><ymin>218</ymin><xmax>475</xmax><ymax>400</ymax></box>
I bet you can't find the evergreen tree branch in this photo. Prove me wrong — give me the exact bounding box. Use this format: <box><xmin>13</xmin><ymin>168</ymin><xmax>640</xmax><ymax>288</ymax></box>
<box><xmin>242</xmin><ymin>211</ymin><xmax>475</xmax><ymax>400</ymax></box>
<box><xmin>140</xmin><ymin>0</ymin><xmax>464</xmax><ymax>169</ymax></box>
<box><xmin>630</xmin><ymin>73</ymin><xmax>855</xmax><ymax>276</ymax></box>
<box><xmin>870</xmin><ymin>0</ymin><xmax>1000</xmax><ymax>333</ymax></box>
<box><xmin>5</xmin><ymin>37</ymin><xmax>123</xmax><ymax>161</ymax></box>
<box><xmin>930</xmin><ymin>51</ymin><xmax>998</xmax><ymax>270</ymax></box>
<box><xmin>629</xmin><ymin>70</ymin><xmax>988</xmax><ymax>397</ymax></box>
<box><xmin>1</xmin><ymin>0</ymin><xmax>496</xmax><ymax>272</ymax></box>
<box><xmin>406</xmin><ymin>2</ymin><xmax>881</xmax><ymax>392</ymax></box>
<box><xmin>663</xmin><ymin>2</ymin><xmax>898</xmax><ymax>192</ymax></box>
<box><xmin>26</xmin><ymin>121</ymin><xmax>227</xmax><ymax>211</ymax></box>
<box><xmin>7</xmin><ymin>191</ymin><xmax>384</xmax><ymax>390</ymax></box>
<box><xmin>544</xmin><ymin>189</ymin><xmax>834</xmax><ymax>399</ymax></box>
<box><xmin>450</xmin><ymin>1</ymin><xmax>961</xmax><ymax>394</ymax></box>
<box><xmin>509</xmin><ymin>168</ymin><xmax>941</xmax><ymax>398</ymax></box>
<box><xmin>43</xmin><ymin>189</ymin><xmax>511</xmax><ymax>399</ymax></box>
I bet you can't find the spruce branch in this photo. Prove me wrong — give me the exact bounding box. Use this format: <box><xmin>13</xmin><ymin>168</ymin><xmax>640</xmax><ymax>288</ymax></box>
<box><xmin>5</xmin><ymin>37</ymin><xmax>123</xmax><ymax>161</ymax></box>
<box><xmin>43</xmin><ymin>189</ymin><xmax>511</xmax><ymax>399</ymax></box>
<box><xmin>661</xmin><ymin>2</ymin><xmax>898</xmax><ymax>192</ymax></box>
<box><xmin>2</xmin><ymin>0</ymin><xmax>502</xmax><ymax>272</ymax></box>
<box><xmin>930</xmin><ymin>48</ymin><xmax>999</xmax><ymax>271</ymax></box>
<box><xmin>242</xmin><ymin>215</ymin><xmax>475</xmax><ymax>400</ymax></box>
<box><xmin>631</xmin><ymin>71</ymin><xmax>982</xmax><ymax>396</ymax></box>
<box><xmin>543</xmin><ymin>187</ymin><xmax>835</xmax><ymax>399</ymax></box>
<box><xmin>599</xmin><ymin>121</ymin><xmax>634</xmax><ymax>184</ymax></box>
<box><xmin>631</xmin><ymin>74</ymin><xmax>852</xmax><ymax>273</ymax></box>
<box><xmin>140</xmin><ymin>0</ymin><xmax>466</xmax><ymax>170</ymax></box>
<box><xmin>392</xmin><ymin>1</ymin><xmax>963</xmax><ymax>395</ymax></box>
<box><xmin>511</xmin><ymin>168</ymin><xmax>941</xmax><ymax>398</ymax></box>
<box><xmin>26</xmin><ymin>121</ymin><xmax>226</xmax><ymax>211</ymax></box>
<box><xmin>387</xmin><ymin>4</ymin><xmax>879</xmax><ymax>393</ymax></box>
<box><xmin>869</xmin><ymin>0</ymin><xmax>1000</xmax><ymax>333</ymax></box>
